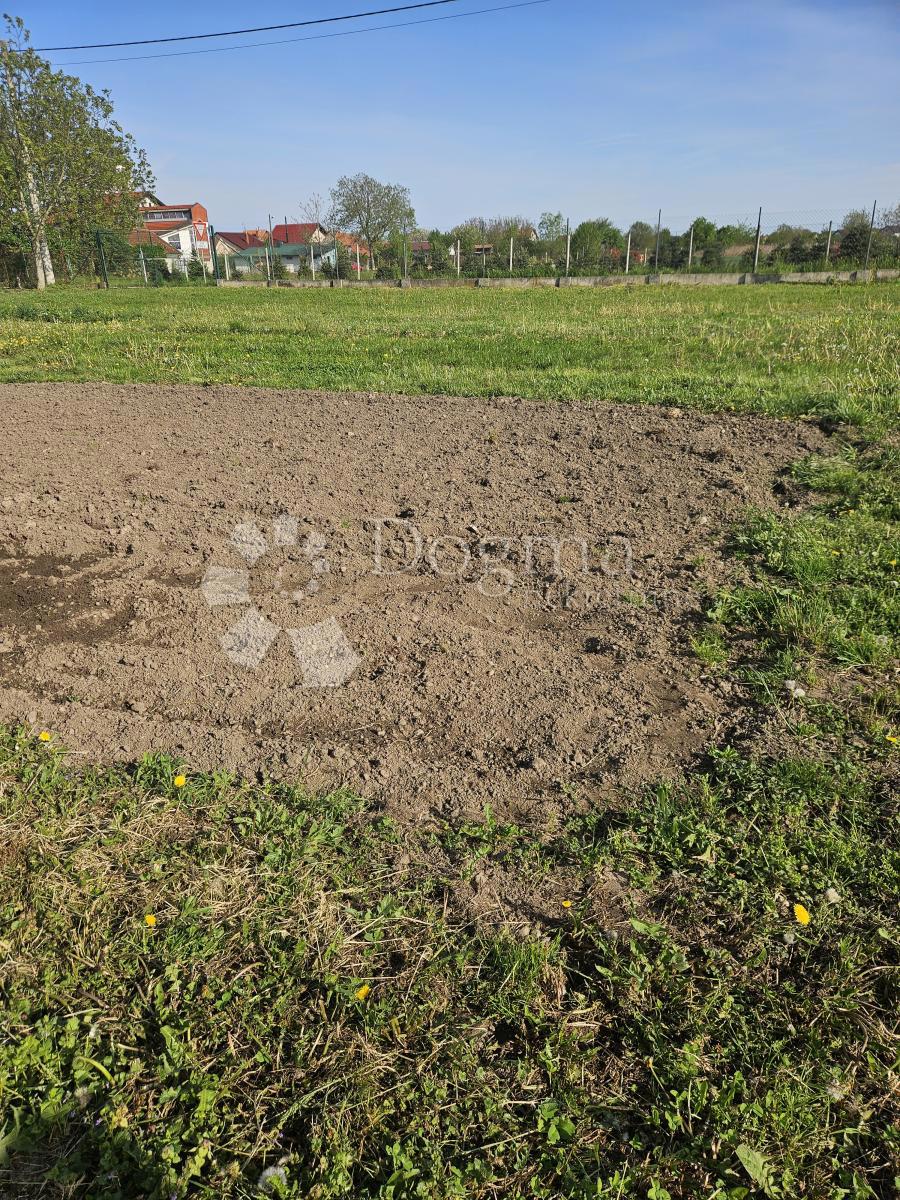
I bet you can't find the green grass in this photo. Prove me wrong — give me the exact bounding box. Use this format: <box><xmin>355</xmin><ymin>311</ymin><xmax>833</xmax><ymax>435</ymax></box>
<box><xmin>1</xmin><ymin>732</ymin><xmax>897</xmax><ymax>1199</ymax></box>
<box><xmin>1</xmin><ymin>283</ymin><xmax>899</xmax><ymax>1197</ymax></box>
<box><xmin>0</xmin><ymin>283</ymin><xmax>898</xmax><ymax>427</ymax></box>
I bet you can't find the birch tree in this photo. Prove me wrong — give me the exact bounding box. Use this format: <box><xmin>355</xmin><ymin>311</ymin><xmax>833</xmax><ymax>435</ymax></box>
<box><xmin>0</xmin><ymin>15</ymin><xmax>153</xmax><ymax>287</ymax></box>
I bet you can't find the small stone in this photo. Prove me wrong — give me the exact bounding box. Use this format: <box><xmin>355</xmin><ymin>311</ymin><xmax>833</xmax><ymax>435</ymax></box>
<box><xmin>783</xmin><ymin>931</ymin><xmax>795</xmax><ymax>946</ymax></box>
<box><xmin>784</xmin><ymin>679</ymin><xmax>806</xmax><ymax>699</ymax></box>
<box><xmin>127</xmin><ymin>700</ymin><xmax>148</xmax><ymax>714</ymax></box>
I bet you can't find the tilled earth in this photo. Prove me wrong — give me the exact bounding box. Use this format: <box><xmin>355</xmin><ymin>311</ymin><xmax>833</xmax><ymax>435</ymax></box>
<box><xmin>0</xmin><ymin>383</ymin><xmax>826</xmax><ymax>827</ymax></box>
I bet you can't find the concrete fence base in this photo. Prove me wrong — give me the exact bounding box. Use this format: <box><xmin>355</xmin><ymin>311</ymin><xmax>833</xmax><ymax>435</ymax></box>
<box><xmin>219</xmin><ymin>268</ymin><xmax>900</xmax><ymax>291</ymax></box>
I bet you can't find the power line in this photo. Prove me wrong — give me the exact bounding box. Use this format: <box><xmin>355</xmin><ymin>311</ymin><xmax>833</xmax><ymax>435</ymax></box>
<box><xmin>25</xmin><ymin>1</ymin><xmax>464</xmax><ymax>52</ymax></box>
<box><xmin>50</xmin><ymin>0</ymin><xmax>550</xmax><ymax>67</ymax></box>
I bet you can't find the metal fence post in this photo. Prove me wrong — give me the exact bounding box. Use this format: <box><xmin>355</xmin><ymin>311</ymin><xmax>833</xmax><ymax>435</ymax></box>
<box><xmin>687</xmin><ymin>223</ymin><xmax>694</xmax><ymax>270</ymax></box>
<box><xmin>625</xmin><ymin>230</ymin><xmax>631</xmax><ymax>275</ymax></box>
<box><xmin>456</xmin><ymin>238</ymin><xmax>460</xmax><ymax>278</ymax></box>
<box><xmin>752</xmin><ymin>207</ymin><xmax>762</xmax><ymax>274</ymax></box>
<box><xmin>509</xmin><ymin>235</ymin><xmax>513</xmax><ymax>274</ymax></box>
<box><xmin>824</xmin><ymin>220</ymin><xmax>833</xmax><ymax>268</ymax></box>
<box><xmin>565</xmin><ymin>219</ymin><xmax>571</xmax><ymax>277</ymax></box>
<box><xmin>95</xmin><ymin>230</ymin><xmax>110</xmax><ymax>288</ymax></box>
<box><xmin>864</xmin><ymin>200</ymin><xmax>877</xmax><ymax>270</ymax></box>
<box><xmin>654</xmin><ymin>209</ymin><xmax>661</xmax><ymax>272</ymax></box>
<box><xmin>138</xmin><ymin>247</ymin><xmax>148</xmax><ymax>285</ymax></box>
<box><xmin>208</xmin><ymin>224</ymin><xmax>221</xmax><ymax>283</ymax></box>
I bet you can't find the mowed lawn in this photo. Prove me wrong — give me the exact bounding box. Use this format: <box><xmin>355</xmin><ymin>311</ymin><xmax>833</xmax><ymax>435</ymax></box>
<box><xmin>0</xmin><ymin>281</ymin><xmax>898</xmax><ymax>426</ymax></box>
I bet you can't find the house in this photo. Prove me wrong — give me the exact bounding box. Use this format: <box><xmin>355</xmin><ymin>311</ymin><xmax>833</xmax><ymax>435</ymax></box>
<box><xmin>270</xmin><ymin>222</ymin><xmax>329</xmax><ymax>245</ymax></box>
<box><xmin>138</xmin><ymin>201</ymin><xmax>211</xmax><ymax>260</ymax></box>
<box><xmin>230</xmin><ymin>242</ymin><xmax>336</xmax><ymax>275</ymax></box>
<box><xmin>128</xmin><ymin>228</ymin><xmax>183</xmax><ymax>271</ymax></box>
<box><xmin>215</xmin><ymin>231</ymin><xmax>267</xmax><ymax>259</ymax></box>
<box><xmin>334</xmin><ymin>231</ymin><xmax>371</xmax><ymax>271</ymax></box>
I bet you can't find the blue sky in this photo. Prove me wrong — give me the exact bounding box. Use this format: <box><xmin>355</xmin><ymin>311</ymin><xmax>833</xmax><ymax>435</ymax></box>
<box><xmin>14</xmin><ymin>0</ymin><xmax>900</xmax><ymax>233</ymax></box>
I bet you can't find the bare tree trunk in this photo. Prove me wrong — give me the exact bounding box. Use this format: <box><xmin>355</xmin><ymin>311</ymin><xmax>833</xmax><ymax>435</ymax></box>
<box><xmin>26</xmin><ymin>171</ymin><xmax>54</xmax><ymax>288</ymax></box>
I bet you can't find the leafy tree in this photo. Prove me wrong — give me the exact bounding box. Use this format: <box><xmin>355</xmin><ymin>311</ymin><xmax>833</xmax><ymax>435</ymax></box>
<box><xmin>538</xmin><ymin>212</ymin><xmax>565</xmax><ymax>241</ymax></box>
<box><xmin>627</xmin><ymin>220</ymin><xmax>655</xmax><ymax>251</ymax></box>
<box><xmin>0</xmin><ymin>15</ymin><xmax>153</xmax><ymax>288</ymax></box>
<box><xmin>571</xmin><ymin>218</ymin><xmax>624</xmax><ymax>265</ymax></box>
<box><xmin>328</xmin><ymin>173</ymin><xmax>414</xmax><ymax>271</ymax></box>
<box><xmin>688</xmin><ymin>217</ymin><xmax>717</xmax><ymax>246</ymax></box>
<box><xmin>838</xmin><ymin>210</ymin><xmax>872</xmax><ymax>261</ymax></box>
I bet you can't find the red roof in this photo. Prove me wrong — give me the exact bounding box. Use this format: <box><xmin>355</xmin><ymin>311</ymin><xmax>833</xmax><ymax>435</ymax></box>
<box><xmin>216</xmin><ymin>231</ymin><xmax>266</xmax><ymax>251</ymax></box>
<box><xmin>128</xmin><ymin>228</ymin><xmax>179</xmax><ymax>252</ymax></box>
<box><xmin>271</xmin><ymin>222</ymin><xmax>322</xmax><ymax>244</ymax></box>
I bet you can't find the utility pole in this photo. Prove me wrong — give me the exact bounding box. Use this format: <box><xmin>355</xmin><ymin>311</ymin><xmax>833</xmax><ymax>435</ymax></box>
<box><xmin>625</xmin><ymin>230</ymin><xmax>631</xmax><ymax>275</ymax></box>
<box><xmin>565</xmin><ymin>219</ymin><xmax>571</xmax><ymax>276</ymax></box>
<box><xmin>864</xmin><ymin>200</ymin><xmax>877</xmax><ymax>270</ymax></box>
<box><xmin>824</xmin><ymin>220</ymin><xmax>833</xmax><ymax>268</ymax></box>
<box><xmin>654</xmin><ymin>209</ymin><xmax>661</xmax><ymax>272</ymax></box>
<box><xmin>687</xmin><ymin>223</ymin><xmax>694</xmax><ymax>270</ymax></box>
<box><xmin>752</xmin><ymin>206</ymin><xmax>763</xmax><ymax>274</ymax></box>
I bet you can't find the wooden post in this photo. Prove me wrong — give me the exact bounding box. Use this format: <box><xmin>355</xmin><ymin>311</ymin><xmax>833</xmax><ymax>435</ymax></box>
<box><xmin>687</xmin><ymin>223</ymin><xmax>694</xmax><ymax>270</ymax></box>
<box><xmin>752</xmin><ymin>206</ymin><xmax>762</xmax><ymax>274</ymax></box>
<box><xmin>456</xmin><ymin>238</ymin><xmax>460</xmax><ymax>278</ymax></box>
<box><xmin>509</xmin><ymin>235</ymin><xmax>513</xmax><ymax>274</ymax></box>
<box><xmin>224</xmin><ymin>251</ymin><xmax>231</xmax><ymax>281</ymax></box>
<box><xmin>625</xmin><ymin>231</ymin><xmax>631</xmax><ymax>274</ymax></box>
<box><xmin>138</xmin><ymin>247</ymin><xmax>148</xmax><ymax>284</ymax></box>
<box><xmin>654</xmin><ymin>209</ymin><xmax>661</xmax><ymax>271</ymax></box>
<box><xmin>565</xmin><ymin>219</ymin><xmax>571</xmax><ymax>276</ymax></box>
<box><xmin>356</xmin><ymin>242</ymin><xmax>361</xmax><ymax>276</ymax></box>
<box><xmin>824</xmin><ymin>220</ymin><xmax>832</xmax><ymax>268</ymax></box>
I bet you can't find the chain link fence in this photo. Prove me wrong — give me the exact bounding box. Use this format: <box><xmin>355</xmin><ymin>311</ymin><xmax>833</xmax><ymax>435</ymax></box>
<box><xmin>2</xmin><ymin>205</ymin><xmax>898</xmax><ymax>288</ymax></box>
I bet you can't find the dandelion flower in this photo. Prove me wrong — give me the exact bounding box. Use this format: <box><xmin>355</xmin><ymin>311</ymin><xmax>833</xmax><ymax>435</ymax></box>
<box><xmin>793</xmin><ymin>903</ymin><xmax>811</xmax><ymax>926</ymax></box>
<box><xmin>173</xmin><ymin>774</ymin><xmax>187</xmax><ymax>788</ymax></box>
<box><xmin>886</xmin><ymin>735</ymin><xmax>898</xmax><ymax>745</ymax></box>
<box><xmin>561</xmin><ymin>899</ymin><xmax>573</xmax><ymax>909</ymax></box>
<box><xmin>38</xmin><ymin>730</ymin><xmax>52</xmax><ymax>742</ymax></box>
<box><xmin>355</xmin><ymin>984</ymin><xmax>371</xmax><ymax>1002</ymax></box>
<box><xmin>144</xmin><ymin>914</ymin><xmax>157</xmax><ymax>927</ymax></box>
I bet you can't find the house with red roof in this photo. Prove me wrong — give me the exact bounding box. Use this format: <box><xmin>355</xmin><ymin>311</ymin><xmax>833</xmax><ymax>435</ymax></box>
<box><xmin>137</xmin><ymin>201</ymin><xmax>211</xmax><ymax>260</ymax></box>
<box><xmin>270</xmin><ymin>222</ymin><xmax>329</xmax><ymax>245</ymax></box>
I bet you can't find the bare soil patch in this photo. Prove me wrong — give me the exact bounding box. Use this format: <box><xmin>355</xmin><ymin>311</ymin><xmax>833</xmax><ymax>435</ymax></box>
<box><xmin>0</xmin><ymin>383</ymin><xmax>826</xmax><ymax>826</ymax></box>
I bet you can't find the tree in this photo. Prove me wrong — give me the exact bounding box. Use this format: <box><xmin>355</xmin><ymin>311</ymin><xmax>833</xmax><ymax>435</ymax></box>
<box><xmin>299</xmin><ymin>192</ymin><xmax>328</xmax><ymax>228</ymax></box>
<box><xmin>627</xmin><ymin>220</ymin><xmax>655</xmax><ymax>251</ymax></box>
<box><xmin>0</xmin><ymin>15</ymin><xmax>153</xmax><ymax>288</ymax></box>
<box><xmin>688</xmin><ymin>217</ymin><xmax>717</xmax><ymax>247</ymax></box>
<box><xmin>838</xmin><ymin>210</ymin><xmax>872</xmax><ymax>261</ymax></box>
<box><xmin>538</xmin><ymin>212</ymin><xmax>565</xmax><ymax>241</ymax></box>
<box><xmin>571</xmin><ymin>219</ymin><xmax>623</xmax><ymax>265</ymax></box>
<box><xmin>328</xmin><ymin>173</ymin><xmax>414</xmax><ymax>271</ymax></box>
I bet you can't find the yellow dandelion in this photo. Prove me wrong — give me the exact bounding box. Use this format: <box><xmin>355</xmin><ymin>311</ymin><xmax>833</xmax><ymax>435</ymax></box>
<box><xmin>355</xmin><ymin>984</ymin><xmax>371</xmax><ymax>1002</ymax></box>
<box><xmin>38</xmin><ymin>730</ymin><xmax>52</xmax><ymax>742</ymax></box>
<box><xmin>144</xmin><ymin>914</ymin><xmax>157</xmax><ymax>927</ymax></box>
<box><xmin>886</xmin><ymin>735</ymin><xmax>898</xmax><ymax>745</ymax></box>
<box><xmin>830</xmin><ymin>550</ymin><xmax>840</xmax><ymax>557</ymax></box>
<box><xmin>889</xmin><ymin>560</ymin><xmax>897</xmax><ymax>567</ymax></box>
<box><xmin>793</xmin><ymin>903</ymin><xmax>811</xmax><ymax>926</ymax></box>
<box><xmin>173</xmin><ymin>774</ymin><xmax>187</xmax><ymax>788</ymax></box>
<box><xmin>561</xmin><ymin>899</ymin><xmax>573</xmax><ymax>909</ymax></box>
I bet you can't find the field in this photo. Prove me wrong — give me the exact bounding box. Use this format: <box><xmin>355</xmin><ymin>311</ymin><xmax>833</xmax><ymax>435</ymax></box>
<box><xmin>0</xmin><ymin>282</ymin><xmax>898</xmax><ymax>427</ymax></box>
<box><xmin>0</xmin><ymin>283</ymin><xmax>898</xmax><ymax>1200</ymax></box>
